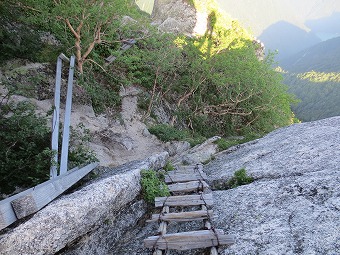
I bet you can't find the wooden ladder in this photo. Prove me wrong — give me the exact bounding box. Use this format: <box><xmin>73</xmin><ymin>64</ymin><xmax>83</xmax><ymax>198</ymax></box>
<box><xmin>144</xmin><ymin>164</ymin><xmax>234</xmax><ymax>254</ymax></box>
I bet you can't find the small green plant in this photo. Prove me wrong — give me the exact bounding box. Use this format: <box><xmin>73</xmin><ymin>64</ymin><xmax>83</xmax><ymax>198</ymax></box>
<box><xmin>148</xmin><ymin>124</ymin><xmax>187</xmax><ymax>142</ymax></box>
<box><xmin>226</xmin><ymin>168</ymin><xmax>254</xmax><ymax>188</ymax></box>
<box><xmin>103</xmin><ymin>219</ymin><xmax>111</xmax><ymax>225</ymax></box>
<box><xmin>215</xmin><ymin>138</ymin><xmax>240</xmax><ymax>151</ymax></box>
<box><xmin>78</xmin><ymin>72</ymin><xmax>121</xmax><ymax>114</ymax></box>
<box><xmin>163</xmin><ymin>161</ymin><xmax>175</xmax><ymax>172</ymax></box>
<box><xmin>140</xmin><ymin>169</ymin><xmax>170</xmax><ymax>203</ymax></box>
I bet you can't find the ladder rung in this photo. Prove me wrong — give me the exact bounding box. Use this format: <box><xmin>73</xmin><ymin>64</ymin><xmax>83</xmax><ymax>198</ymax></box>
<box><xmin>144</xmin><ymin>229</ymin><xmax>234</xmax><ymax>250</ymax></box>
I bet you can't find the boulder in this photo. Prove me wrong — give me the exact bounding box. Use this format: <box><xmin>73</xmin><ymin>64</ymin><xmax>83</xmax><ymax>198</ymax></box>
<box><xmin>152</xmin><ymin>0</ymin><xmax>197</xmax><ymax>35</ymax></box>
<box><xmin>172</xmin><ymin>136</ymin><xmax>221</xmax><ymax>164</ymax></box>
<box><xmin>165</xmin><ymin>140</ymin><xmax>191</xmax><ymax>156</ymax></box>
<box><xmin>204</xmin><ymin>116</ymin><xmax>340</xmax><ymax>254</ymax></box>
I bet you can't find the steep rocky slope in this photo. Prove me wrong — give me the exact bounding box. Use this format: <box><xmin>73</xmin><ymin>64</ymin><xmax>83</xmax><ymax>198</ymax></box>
<box><xmin>205</xmin><ymin>116</ymin><xmax>340</xmax><ymax>254</ymax></box>
<box><xmin>116</xmin><ymin>116</ymin><xmax>339</xmax><ymax>255</ymax></box>
<box><xmin>109</xmin><ymin>116</ymin><xmax>340</xmax><ymax>255</ymax></box>
<box><xmin>1</xmin><ymin>116</ymin><xmax>338</xmax><ymax>254</ymax></box>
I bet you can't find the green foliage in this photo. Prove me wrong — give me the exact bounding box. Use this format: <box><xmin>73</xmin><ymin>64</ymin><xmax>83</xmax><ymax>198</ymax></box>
<box><xmin>0</xmin><ymin>91</ymin><xmax>98</xmax><ymax>196</ymax></box>
<box><xmin>226</xmin><ymin>168</ymin><xmax>253</xmax><ymax>188</ymax></box>
<box><xmin>78</xmin><ymin>71</ymin><xmax>121</xmax><ymax>113</ymax></box>
<box><xmin>0</xmin><ymin>99</ymin><xmax>52</xmax><ymax>195</ymax></box>
<box><xmin>1</xmin><ymin>0</ymin><xmax>297</xmax><ymax>154</ymax></box>
<box><xmin>68</xmin><ymin>123</ymin><xmax>98</xmax><ymax>169</ymax></box>
<box><xmin>0</xmin><ymin>0</ymin><xmax>63</xmax><ymax>62</ymax></box>
<box><xmin>148</xmin><ymin>124</ymin><xmax>188</xmax><ymax>142</ymax></box>
<box><xmin>284</xmin><ymin>72</ymin><xmax>340</xmax><ymax>121</ymax></box>
<box><xmin>140</xmin><ymin>169</ymin><xmax>170</xmax><ymax>203</ymax></box>
<box><xmin>148</xmin><ymin>124</ymin><xmax>205</xmax><ymax>147</ymax></box>
<box><xmin>117</xmin><ymin>4</ymin><xmax>295</xmax><ymax>137</ymax></box>
<box><xmin>163</xmin><ymin>161</ymin><xmax>175</xmax><ymax>172</ymax></box>
<box><xmin>15</xmin><ymin>0</ymin><xmax>149</xmax><ymax>72</ymax></box>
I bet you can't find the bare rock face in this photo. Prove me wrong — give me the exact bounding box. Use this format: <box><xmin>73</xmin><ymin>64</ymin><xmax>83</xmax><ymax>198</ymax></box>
<box><xmin>152</xmin><ymin>0</ymin><xmax>197</xmax><ymax>34</ymax></box>
<box><xmin>204</xmin><ymin>116</ymin><xmax>340</xmax><ymax>255</ymax></box>
<box><xmin>172</xmin><ymin>136</ymin><xmax>221</xmax><ymax>165</ymax></box>
<box><xmin>165</xmin><ymin>140</ymin><xmax>191</xmax><ymax>157</ymax></box>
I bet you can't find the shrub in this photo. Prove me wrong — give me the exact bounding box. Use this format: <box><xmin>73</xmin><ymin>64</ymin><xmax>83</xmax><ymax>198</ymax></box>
<box><xmin>226</xmin><ymin>168</ymin><xmax>254</xmax><ymax>188</ymax></box>
<box><xmin>140</xmin><ymin>169</ymin><xmax>170</xmax><ymax>203</ymax></box>
<box><xmin>0</xmin><ymin>93</ymin><xmax>98</xmax><ymax>196</ymax></box>
<box><xmin>78</xmin><ymin>72</ymin><xmax>121</xmax><ymax>114</ymax></box>
<box><xmin>148</xmin><ymin>124</ymin><xmax>205</xmax><ymax>147</ymax></box>
<box><xmin>0</xmin><ymin>100</ymin><xmax>53</xmax><ymax>194</ymax></box>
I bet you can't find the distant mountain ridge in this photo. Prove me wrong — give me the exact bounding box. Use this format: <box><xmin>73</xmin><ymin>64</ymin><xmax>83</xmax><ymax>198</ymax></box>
<box><xmin>216</xmin><ymin>0</ymin><xmax>340</xmax><ymax>37</ymax></box>
<box><xmin>259</xmin><ymin>20</ymin><xmax>321</xmax><ymax>61</ymax></box>
<box><xmin>282</xmin><ymin>36</ymin><xmax>340</xmax><ymax>122</ymax></box>
<box><xmin>216</xmin><ymin>0</ymin><xmax>340</xmax><ymax>60</ymax></box>
<box><xmin>281</xmin><ymin>36</ymin><xmax>340</xmax><ymax>72</ymax></box>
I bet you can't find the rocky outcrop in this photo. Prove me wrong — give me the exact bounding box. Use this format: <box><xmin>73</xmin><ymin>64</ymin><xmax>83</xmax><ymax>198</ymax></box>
<box><xmin>1</xmin><ymin>111</ymin><xmax>339</xmax><ymax>255</ymax></box>
<box><xmin>101</xmin><ymin>117</ymin><xmax>340</xmax><ymax>255</ymax></box>
<box><xmin>79</xmin><ymin>117</ymin><xmax>338</xmax><ymax>255</ymax></box>
<box><xmin>204</xmin><ymin>116</ymin><xmax>340</xmax><ymax>254</ymax></box>
<box><xmin>171</xmin><ymin>136</ymin><xmax>221</xmax><ymax>165</ymax></box>
<box><xmin>0</xmin><ymin>152</ymin><xmax>168</xmax><ymax>255</ymax></box>
<box><xmin>151</xmin><ymin>0</ymin><xmax>197</xmax><ymax>35</ymax></box>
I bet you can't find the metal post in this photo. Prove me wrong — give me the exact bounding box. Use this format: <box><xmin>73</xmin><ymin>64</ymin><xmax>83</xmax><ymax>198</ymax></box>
<box><xmin>59</xmin><ymin>56</ymin><xmax>75</xmax><ymax>175</ymax></box>
<box><xmin>50</xmin><ymin>57</ymin><xmax>63</xmax><ymax>179</ymax></box>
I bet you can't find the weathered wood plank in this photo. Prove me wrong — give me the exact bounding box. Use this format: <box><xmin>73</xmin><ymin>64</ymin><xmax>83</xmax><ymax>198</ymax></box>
<box><xmin>144</xmin><ymin>229</ymin><xmax>234</xmax><ymax>250</ymax></box>
<box><xmin>172</xmin><ymin>166</ymin><xmax>197</xmax><ymax>174</ymax></box>
<box><xmin>121</xmin><ymin>44</ymin><xmax>132</xmax><ymax>50</ymax></box>
<box><xmin>168</xmin><ymin>180</ymin><xmax>209</xmax><ymax>193</ymax></box>
<box><xmin>168</xmin><ymin>164</ymin><xmax>206</xmax><ymax>177</ymax></box>
<box><xmin>154</xmin><ymin>193</ymin><xmax>213</xmax><ymax>207</ymax></box>
<box><xmin>147</xmin><ymin>210</ymin><xmax>214</xmax><ymax>223</ymax></box>
<box><xmin>0</xmin><ymin>163</ymin><xmax>98</xmax><ymax>230</ymax></box>
<box><xmin>165</xmin><ymin>173</ymin><xmax>206</xmax><ymax>184</ymax></box>
<box><xmin>165</xmin><ymin>164</ymin><xmax>207</xmax><ymax>183</ymax></box>
<box><xmin>167</xmin><ymin>169</ymin><xmax>196</xmax><ymax>175</ymax></box>
<box><xmin>124</xmin><ymin>39</ymin><xmax>137</xmax><ymax>45</ymax></box>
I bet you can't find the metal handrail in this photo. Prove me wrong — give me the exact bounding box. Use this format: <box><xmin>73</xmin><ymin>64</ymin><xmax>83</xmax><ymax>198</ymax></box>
<box><xmin>50</xmin><ymin>54</ymin><xmax>76</xmax><ymax>178</ymax></box>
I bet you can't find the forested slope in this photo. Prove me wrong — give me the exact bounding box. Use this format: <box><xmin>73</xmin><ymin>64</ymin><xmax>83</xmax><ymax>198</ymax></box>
<box><xmin>281</xmin><ymin>37</ymin><xmax>340</xmax><ymax>121</ymax></box>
